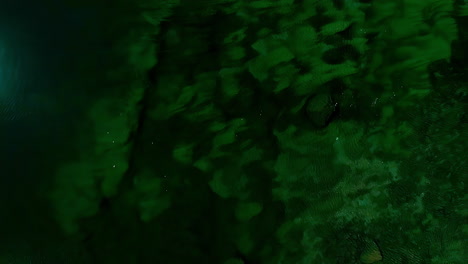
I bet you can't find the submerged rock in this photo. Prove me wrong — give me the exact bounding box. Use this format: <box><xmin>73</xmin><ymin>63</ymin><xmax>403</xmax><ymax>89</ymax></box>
<box><xmin>360</xmin><ymin>239</ymin><xmax>383</xmax><ymax>264</ymax></box>
<box><xmin>304</xmin><ymin>93</ymin><xmax>336</xmax><ymax>128</ymax></box>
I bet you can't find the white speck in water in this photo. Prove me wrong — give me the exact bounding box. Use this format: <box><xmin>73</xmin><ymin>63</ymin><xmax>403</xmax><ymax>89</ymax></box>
<box><xmin>113</xmin><ymin>165</ymin><xmax>116</xmax><ymax>168</ymax></box>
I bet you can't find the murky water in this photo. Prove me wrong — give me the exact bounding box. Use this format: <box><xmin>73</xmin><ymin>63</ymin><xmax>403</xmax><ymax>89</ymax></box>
<box><xmin>0</xmin><ymin>1</ymin><xmax>465</xmax><ymax>263</ymax></box>
<box><xmin>0</xmin><ymin>1</ymin><xmax>101</xmax><ymax>260</ymax></box>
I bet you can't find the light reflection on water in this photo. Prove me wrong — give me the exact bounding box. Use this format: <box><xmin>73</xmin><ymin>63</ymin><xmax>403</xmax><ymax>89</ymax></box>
<box><xmin>0</xmin><ymin>1</ymin><xmax>100</xmax><ymax>261</ymax></box>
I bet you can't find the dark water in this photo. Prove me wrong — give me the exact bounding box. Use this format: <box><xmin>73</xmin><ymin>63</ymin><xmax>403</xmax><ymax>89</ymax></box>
<box><xmin>0</xmin><ymin>1</ymin><xmax>101</xmax><ymax>261</ymax></box>
<box><xmin>0</xmin><ymin>1</ymin><xmax>466</xmax><ymax>263</ymax></box>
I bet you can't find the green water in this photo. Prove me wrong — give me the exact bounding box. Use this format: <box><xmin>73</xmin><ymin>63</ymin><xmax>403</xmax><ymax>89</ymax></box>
<box><xmin>0</xmin><ymin>1</ymin><xmax>466</xmax><ymax>263</ymax></box>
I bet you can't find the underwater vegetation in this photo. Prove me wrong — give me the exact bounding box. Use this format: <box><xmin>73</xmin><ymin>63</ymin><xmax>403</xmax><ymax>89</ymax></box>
<box><xmin>2</xmin><ymin>0</ymin><xmax>465</xmax><ymax>263</ymax></box>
